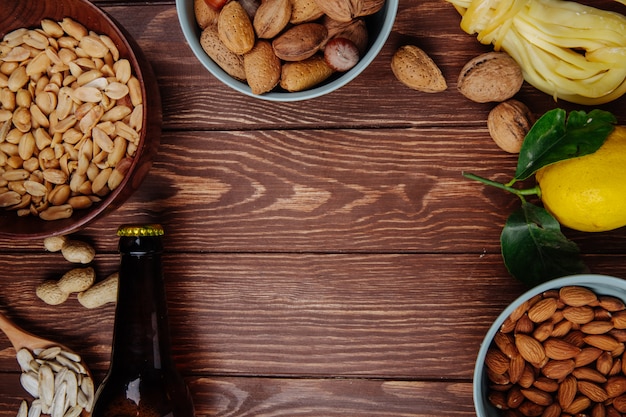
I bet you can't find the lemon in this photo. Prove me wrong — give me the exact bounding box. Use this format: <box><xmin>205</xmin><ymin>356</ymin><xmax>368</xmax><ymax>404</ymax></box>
<box><xmin>535</xmin><ymin>126</ymin><xmax>626</xmax><ymax>232</ymax></box>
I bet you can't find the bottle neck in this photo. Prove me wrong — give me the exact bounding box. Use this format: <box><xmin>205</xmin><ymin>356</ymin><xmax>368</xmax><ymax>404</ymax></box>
<box><xmin>110</xmin><ymin>236</ymin><xmax>173</xmax><ymax>371</ymax></box>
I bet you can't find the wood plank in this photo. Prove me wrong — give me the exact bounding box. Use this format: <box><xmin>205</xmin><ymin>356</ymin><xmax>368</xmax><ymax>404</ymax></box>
<box><xmin>98</xmin><ymin>3</ymin><xmax>626</xmax><ymax>131</ymax></box>
<box><xmin>0</xmin><ymin>376</ymin><xmax>475</xmax><ymax>417</ymax></box>
<box><xmin>1</xmin><ymin>253</ymin><xmax>624</xmax><ymax>377</ymax></box>
<box><xmin>2</xmin><ymin>128</ymin><xmax>625</xmax><ymax>252</ymax></box>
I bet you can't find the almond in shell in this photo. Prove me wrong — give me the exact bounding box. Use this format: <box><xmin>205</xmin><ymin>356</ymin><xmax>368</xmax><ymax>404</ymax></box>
<box><xmin>391</xmin><ymin>45</ymin><xmax>447</xmax><ymax>93</ymax></box>
<box><xmin>272</xmin><ymin>23</ymin><xmax>328</xmax><ymax>61</ymax></box>
<box><xmin>290</xmin><ymin>0</ymin><xmax>325</xmax><ymax>24</ymax></box>
<box><xmin>244</xmin><ymin>40</ymin><xmax>281</xmax><ymax>95</ymax></box>
<box><xmin>200</xmin><ymin>25</ymin><xmax>246</xmax><ymax>81</ymax></box>
<box><xmin>194</xmin><ymin>0</ymin><xmax>220</xmax><ymax>29</ymax></box>
<box><xmin>279</xmin><ymin>55</ymin><xmax>334</xmax><ymax>92</ymax></box>
<box><xmin>253</xmin><ymin>0</ymin><xmax>292</xmax><ymax>39</ymax></box>
<box><xmin>218</xmin><ymin>1</ymin><xmax>256</xmax><ymax>55</ymax></box>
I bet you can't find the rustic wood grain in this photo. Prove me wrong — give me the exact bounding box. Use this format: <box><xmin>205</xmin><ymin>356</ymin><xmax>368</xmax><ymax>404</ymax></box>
<box><xmin>1</xmin><ymin>0</ymin><xmax>626</xmax><ymax>416</ymax></box>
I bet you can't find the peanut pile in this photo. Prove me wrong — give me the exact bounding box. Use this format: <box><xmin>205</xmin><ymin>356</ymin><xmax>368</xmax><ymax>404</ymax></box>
<box><xmin>38</xmin><ymin>235</ymin><xmax>118</xmax><ymax>309</ymax></box>
<box><xmin>485</xmin><ymin>286</ymin><xmax>626</xmax><ymax>417</ymax></box>
<box><xmin>0</xmin><ymin>18</ymin><xmax>143</xmax><ymax>220</ymax></box>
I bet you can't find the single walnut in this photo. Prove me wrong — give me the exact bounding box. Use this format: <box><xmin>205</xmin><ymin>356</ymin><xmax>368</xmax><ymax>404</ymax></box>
<box><xmin>458</xmin><ymin>52</ymin><xmax>523</xmax><ymax>103</ymax></box>
<box><xmin>487</xmin><ymin>99</ymin><xmax>535</xmax><ymax>153</ymax></box>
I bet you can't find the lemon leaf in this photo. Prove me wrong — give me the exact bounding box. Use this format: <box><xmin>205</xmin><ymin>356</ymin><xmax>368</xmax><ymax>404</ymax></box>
<box><xmin>514</xmin><ymin>109</ymin><xmax>616</xmax><ymax>181</ymax></box>
<box><xmin>501</xmin><ymin>202</ymin><xmax>588</xmax><ymax>287</ymax></box>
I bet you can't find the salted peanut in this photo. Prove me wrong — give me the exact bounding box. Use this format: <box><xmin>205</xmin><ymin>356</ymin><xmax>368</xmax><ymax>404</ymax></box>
<box><xmin>39</xmin><ymin>204</ymin><xmax>73</xmax><ymax>220</ymax></box>
<box><xmin>217</xmin><ymin>1</ymin><xmax>256</xmax><ymax>55</ymax></box>
<box><xmin>77</xmin><ymin>272</ymin><xmax>119</xmax><ymax>309</ymax></box>
<box><xmin>43</xmin><ymin>235</ymin><xmax>68</xmax><ymax>252</ymax></box>
<box><xmin>58</xmin><ymin>267</ymin><xmax>96</xmax><ymax>294</ymax></box>
<box><xmin>391</xmin><ymin>45</ymin><xmax>447</xmax><ymax>93</ymax></box>
<box><xmin>280</xmin><ymin>55</ymin><xmax>334</xmax><ymax>92</ymax></box>
<box><xmin>244</xmin><ymin>41</ymin><xmax>281</xmax><ymax>95</ymax></box>
<box><xmin>253</xmin><ymin>0</ymin><xmax>292</xmax><ymax>39</ymax></box>
<box><xmin>59</xmin><ymin>17</ymin><xmax>88</xmax><ymax>41</ymax></box>
<box><xmin>36</xmin><ymin>280</ymin><xmax>69</xmax><ymax>305</ymax></box>
<box><xmin>61</xmin><ymin>239</ymin><xmax>96</xmax><ymax>264</ymax></box>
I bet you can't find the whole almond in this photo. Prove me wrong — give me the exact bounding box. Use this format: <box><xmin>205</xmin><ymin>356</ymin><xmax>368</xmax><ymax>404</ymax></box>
<box><xmin>563</xmin><ymin>305</ymin><xmax>596</xmax><ymax>325</ymax></box>
<box><xmin>558</xmin><ymin>375</ymin><xmax>577</xmax><ymax>409</ymax></box>
<box><xmin>200</xmin><ymin>26</ymin><xmax>247</xmax><ymax>81</ymax></box>
<box><xmin>541</xmin><ymin>359</ymin><xmax>575</xmax><ymax>380</ymax></box>
<box><xmin>578</xmin><ymin>381</ymin><xmax>609</xmax><ymax>402</ymax></box>
<box><xmin>575</xmin><ymin>347</ymin><xmax>604</xmax><ymax>367</ymax></box>
<box><xmin>597</xmin><ymin>351</ymin><xmax>614</xmax><ymax>375</ymax></box>
<box><xmin>515</xmin><ymin>333</ymin><xmax>547</xmax><ymax>367</ymax></box>
<box><xmin>528</xmin><ymin>297</ymin><xmax>559</xmax><ymax>323</ymax></box>
<box><xmin>508</xmin><ymin>353</ymin><xmax>526</xmax><ymax>384</ymax></box>
<box><xmin>582</xmin><ymin>321</ymin><xmax>615</xmax><ymax>335</ymax></box>
<box><xmin>564</xmin><ymin>396</ymin><xmax>591</xmax><ymax>414</ymax></box>
<box><xmin>280</xmin><ymin>55</ymin><xmax>334</xmax><ymax>92</ymax></box>
<box><xmin>560</xmin><ymin>286</ymin><xmax>598</xmax><ymax>307</ymax></box>
<box><xmin>506</xmin><ymin>386</ymin><xmax>524</xmax><ymax>408</ymax></box>
<box><xmin>572</xmin><ymin>367</ymin><xmax>608</xmax><ymax>383</ymax></box>
<box><xmin>600</xmin><ymin>296</ymin><xmax>626</xmax><ymax>312</ymax></box>
<box><xmin>520</xmin><ymin>387</ymin><xmax>553</xmax><ymax>406</ymax></box>
<box><xmin>614</xmin><ymin>395</ymin><xmax>626</xmax><ymax>413</ymax></box>
<box><xmin>605</xmin><ymin>376</ymin><xmax>626</xmax><ymax>397</ymax></box>
<box><xmin>532</xmin><ymin>377</ymin><xmax>559</xmax><ymax>392</ymax></box>
<box><xmin>244</xmin><ymin>40</ymin><xmax>281</xmax><ymax>95</ymax></box>
<box><xmin>485</xmin><ymin>348</ymin><xmax>510</xmax><ymax>375</ymax></box>
<box><xmin>584</xmin><ymin>334</ymin><xmax>622</xmax><ymax>352</ymax></box>
<box><xmin>533</xmin><ymin>321</ymin><xmax>554</xmax><ymax>342</ymax></box>
<box><xmin>272</xmin><ymin>23</ymin><xmax>327</xmax><ymax>61</ymax></box>
<box><xmin>218</xmin><ymin>1</ymin><xmax>256</xmax><ymax>55</ymax></box>
<box><xmin>457</xmin><ymin>51</ymin><xmax>523</xmax><ymax>103</ymax></box>
<box><xmin>542</xmin><ymin>403</ymin><xmax>562</xmax><ymax>417</ymax></box>
<box><xmin>391</xmin><ymin>45</ymin><xmax>447</xmax><ymax>93</ymax></box>
<box><xmin>613</xmin><ymin>311</ymin><xmax>626</xmax><ymax>329</ymax></box>
<box><xmin>544</xmin><ymin>338</ymin><xmax>581</xmax><ymax>360</ymax></box>
<box><xmin>494</xmin><ymin>332</ymin><xmax>517</xmax><ymax>358</ymax></box>
<box><xmin>253</xmin><ymin>0</ymin><xmax>292</xmax><ymax>39</ymax></box>
<box><xmin>314</xmin><ymin>0</ymin><xmax>361</xmax><ymax>22</ymax></box>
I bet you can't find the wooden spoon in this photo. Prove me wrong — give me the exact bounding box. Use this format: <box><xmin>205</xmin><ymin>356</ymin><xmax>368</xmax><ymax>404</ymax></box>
<box><xmin>0</xmin><ymin>311</ymin><xmax>94</xmax><ymax>415</ymax></box>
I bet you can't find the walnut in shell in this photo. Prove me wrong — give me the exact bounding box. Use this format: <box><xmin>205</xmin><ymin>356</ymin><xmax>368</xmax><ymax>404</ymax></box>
<box><xmin>487</xmin><ymin>99</ymin><xmax>535</xmax><ymax>153</ymax></box>
<box><xmin>457</xmin><ymin>52</ymin><xmax>523</xmax><ymax>103</ymax></box>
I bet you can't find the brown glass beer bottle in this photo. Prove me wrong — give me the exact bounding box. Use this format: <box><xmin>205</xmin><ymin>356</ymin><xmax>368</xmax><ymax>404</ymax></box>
<box><xmin>91</xmin><ymin>224</ymin><xmax>195</xmax><ymax>417</ymax></box>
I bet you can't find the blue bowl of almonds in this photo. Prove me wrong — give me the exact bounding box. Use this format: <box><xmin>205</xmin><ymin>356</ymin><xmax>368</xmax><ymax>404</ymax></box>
<box><xmin>474</xmin><ymin>274</ymin><xmax>626</xmax><ymax>417</ymax></box>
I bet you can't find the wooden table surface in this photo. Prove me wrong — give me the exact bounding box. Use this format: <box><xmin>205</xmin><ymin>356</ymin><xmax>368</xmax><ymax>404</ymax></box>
<box><xmin>1</xmin><ymin>0</ymin><xmax>626</xmax><ymax>416</ymax></box>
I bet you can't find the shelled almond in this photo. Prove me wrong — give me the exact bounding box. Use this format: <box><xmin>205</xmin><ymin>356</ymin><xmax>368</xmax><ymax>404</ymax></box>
<box><xmin>485</xmin><ymin>286</ymin><xmax>626</xmax><ymax>416</ymax></box>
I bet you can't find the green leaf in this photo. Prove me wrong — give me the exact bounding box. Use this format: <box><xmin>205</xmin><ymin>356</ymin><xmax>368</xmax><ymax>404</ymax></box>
<box><xmin>514</xmin><ymin>109</ymin><xmax>616</xmax><ymax>180</ymax></box>
<box><xmin>501</xmin><ymin>202</ymin><xmax>588</xmax><ymax>287</ymax></box>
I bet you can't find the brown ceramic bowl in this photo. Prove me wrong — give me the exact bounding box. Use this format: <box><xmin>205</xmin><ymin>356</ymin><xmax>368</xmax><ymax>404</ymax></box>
<box><xmin>0</xmin><ymin>0</ymin><xmax>161</xmax><ymax>239</ymax></box>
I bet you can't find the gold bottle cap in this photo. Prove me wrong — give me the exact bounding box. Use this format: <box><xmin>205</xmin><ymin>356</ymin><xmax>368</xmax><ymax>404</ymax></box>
<box><xmin>117</xmin><ymin>224</ymin><xmax>165</xmax><ymax>237</ymax></box>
